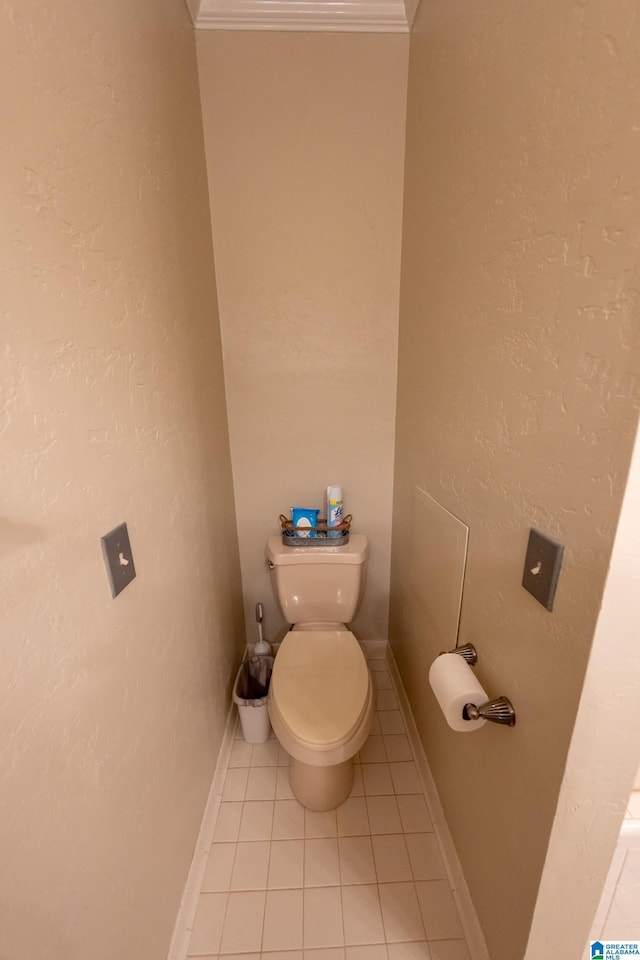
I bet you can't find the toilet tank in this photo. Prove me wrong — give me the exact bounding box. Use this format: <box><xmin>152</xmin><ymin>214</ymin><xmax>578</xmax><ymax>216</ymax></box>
<box><xmin>266</xmin><ymin>534</ymin><xmax>368</xmax><ymax>625</ymax></box>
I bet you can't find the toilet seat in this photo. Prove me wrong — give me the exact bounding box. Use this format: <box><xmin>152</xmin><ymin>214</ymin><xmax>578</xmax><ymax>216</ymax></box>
<box><xmin>270</xmin><ymin>630</ymin><xmax>370</xmax><ymax>751</ymax></box>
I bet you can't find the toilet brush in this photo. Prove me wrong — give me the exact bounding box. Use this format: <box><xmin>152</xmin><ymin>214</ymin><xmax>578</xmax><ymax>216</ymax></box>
<box><xmin>253</xmin><ymin>602</ymin><xmax>272</xmax><ymax>656</ymax></box>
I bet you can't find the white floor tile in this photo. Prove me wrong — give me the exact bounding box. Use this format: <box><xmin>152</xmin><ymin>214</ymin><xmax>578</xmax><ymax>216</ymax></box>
<box><xmin>251</xmin><ymin>739</ymin><xmax>280</xmax><ymax>767</ymax></box>
<box><xmin>337</xmin><ymin>797</ymin><xmax>370</xmax><ymax>837</ymax></box>
<box><xmin>415</xmin><ymin>882</ymin><xmax>463</xmax><ymax>941</ymax></box>
<box><xmin>390</xmin><ymin>763</ymin><xmax>422</xmax><ymax>796</ymax></box>
<box><xmin>372</xmin><ymin>834</ymin><xmax>413</xmax><ymax>882</ymax></box>
<box><xmin>305</xmin><ymin>838</ymin><xmax>341</xmax><ymax>887</ymax></box>
<box><xmin>373</xmin><ymin>671</ymin><xmax>394</xmax><ymax>691</ymax></box>
<box><xmin>263</xmin><ymin>888</ymin><xmax>304</xmax><ymax>951</ymax></box>
<box><xmin>276</xmin><ymin>766</ymin><xmax>295</xmax><ymax>799</ymax></box>
<box><xmin>264</xmin><ymin>950</ymin><xmax>304</xmax><ymax>960</ymax></box>
<box><xmin>370</xmin><ymin>715</ymin><xmax>382</xmax><ymax>736</ymax></box>
<box><xmin>360</xmin><ymin>736</ymin><xmax>388</xmax><ymax>764</ymax></box>
<box><xmin>342</xmin><ymin>883</ymin><xmax>385</xmax><ymax>945</ymax></box>
<box><xmin>219</xmin><ymin>890</ymin><xmax>265</xmax><ymax>955</ymax></box>
<box><xmin>383</xmin><ymin>735</ymin><xmax>413</xmax><ymax>763</ymax></box>
<box><xmin>346</xmin><ymin>945</ymin><xmax>388</xmax><ymax>959</ymax></box>
<box><xmin>305</xmin><ymin>808</ymin><xmax>338</xmax><ymax>838</ymax></box>
<box><xmin>363</xmin><ymin>763</ymin><xmax>395</xmax><ymax>797</ymax></box>
<box><xmin>379</xmin><ymin>882</ymin><xmax>425</xmax><ymax>943</ymax></box>
<box><xmin>229</xmin><ymin>739</ymin><xmax>253</xmax><ymax>768</ymax></box>
<box><xmin>387</xmin><ymin>942</ymin><xmax>432</xmax><ymax>959</ymax></box>
<box><xmin>223</xmin><ymin>766</ymin><xmax>249</xmax><ymax>801</ymax></box>
<box><xmin>620</xmin><ymin>848</ymin><xmax>640</xmax><ymax>884</ymax></box>
<box><xmin>377</xmin><ymin>689</ymin><xmax>399</xmax><ymax>711</ymax></box>
<box><xmin>397</xmin><ymin>796</ymin><xmax>433</xmax><ymax>834</ymax></box>
<box><xmin>427</xmin><ymin>940</ymin><xmax>470</xmax><ymax>960</ymax></box>
<box><xmin>269</xmin><ymin>839</ymin><xmax>304</xmax><ymax>889</ymax></box>
<box><xmin>262</xmin><ymin>952</ymin><xmax>302</xmax><ymax>960</ymax></box>
<box><xmin>350</xmin><ymin>765</ymin><xmax>365</xmax><ymax>797</ymax></box>
<box><xmin>202</xmin><ymin>843</ymin><xmax>236</xmax><ymax>892</ymax></box>
<box><xmin>367</xmin><ymin>796</ymin><xmax>403</xmax><ymax>835</ymax></box>
<box><xmin>602</xmin><ymin>919</ymin><xmax>640</xmax><ymax>939</ymax></box>
<box><xmin>213</xmin><ymin>802</ymin><xmax>243</xmax><ymax>842</ymax></box>
<box><xmin>231</xmin><ymin>840</ymin><xmax>270</xmax><ymax>890</ymax></box>
<box><xmin>188</xmin><ymin>892</ymin><xmax>227</xmax><ymax>956</ymax></box>
<box><xmin>605</xmin><ymin>882</ymin><xmax>640</xmax><ymax>923</ymax></box>
<box><xmin>304</xmin><ymin>887</ymin><xmax>344</xmax><ymax>948</ymax></box>
<box><xmin>239</xmin><ymin>801</ymin><xmax>275</xmax><ymax>841</ymax></box>
<box><xmin>378</xmin><ymin>711</ymin><xmax>406</xmax><ymax>735</ymax></box>
<box><xmin>273</xmin><ymin>799</ymin><xmax>305</xmax><ymax>840</ymax></box>
<box><xmin>305</xmin><ymin>949</ymin><xmax>345</xmax><ymax>960</ymax></box>
<box><xmin>219</xmin><ymin>954</ymin><xmax>260</xmax><ymax>960</ymax></box>
<box><xmin>219</xmin><ymin>953</ymin><xmax>260</xmax><ymax>960</ymax></box>
<box><xmin>405</xmin><ymin>834</ymin><xmax>446</xmax><ymax>882</ymax></box>
<box><xmin>338</xmin><ymin>836</ymin><xmax>377</xmax><ymax>886</ymax></box>
<box><xmin>368</xmin><ymin>659</ymin><xmax>390</xmax><ymax>672</ymax></box>
<box><xmin>246</xmin><ymin>766</ymin><xmax>278</xmax><ymax>801</ymax></box>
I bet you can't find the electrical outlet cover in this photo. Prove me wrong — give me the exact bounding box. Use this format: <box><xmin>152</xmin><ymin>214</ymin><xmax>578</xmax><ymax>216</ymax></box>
<box><xmin>101</xmin><ymin>522</ymin><xmax>136</xmax><ymax>598</ymax></box>
<box><xmin>521</xmin><ymin>527</ymin><xmax>564</xmax><ymax>611</ymax></box>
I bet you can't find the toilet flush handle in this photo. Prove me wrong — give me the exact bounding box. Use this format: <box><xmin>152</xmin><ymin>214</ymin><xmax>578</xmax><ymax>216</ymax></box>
<box><xmin>265</xmin><ymin>558</ymin><xmax>275</xmax><ymax>570</ymax></box>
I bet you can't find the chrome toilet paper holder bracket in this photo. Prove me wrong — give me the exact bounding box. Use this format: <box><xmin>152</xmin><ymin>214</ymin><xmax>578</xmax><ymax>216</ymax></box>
<box><xmin>447</xmin><ymin>643</ymin><xmax>478</xmax><ymax>665</ymax></box>
<box><xmin>462</xmin><ymin>697</ymin><xmax>516</xmax><ymax>726</ymax></box>
<box><xmin>447</xmin><ymin>644</ymin><xmax>516</xmax><ymax>727</ymax></box>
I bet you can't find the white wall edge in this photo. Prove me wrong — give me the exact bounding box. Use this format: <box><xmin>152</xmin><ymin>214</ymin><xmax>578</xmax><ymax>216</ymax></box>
<box><xmin>189</xmin><ymin>0</ymin><xmax>409</xmax><ymax>32</ymax></box>
<box><xmin>166</xmin><ymin>704</ymin><xmax>238</xmax><ymax>960</ymax></box>
<box><xmin>386</xmin><ymin>646</ymin><xmax>491</xmax><ymax>960</ymax></box>
<box><xmin>194</xmin><ymin>18</ymin><xmax>409</xmax><ymax>32</ymax></box>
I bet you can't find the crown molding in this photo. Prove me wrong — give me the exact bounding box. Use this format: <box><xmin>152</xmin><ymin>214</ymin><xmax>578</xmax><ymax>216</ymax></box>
<box><xmin>187</xmin><ymin>0</ymin><xmax>411</xmax><ymax>33</ymax></box>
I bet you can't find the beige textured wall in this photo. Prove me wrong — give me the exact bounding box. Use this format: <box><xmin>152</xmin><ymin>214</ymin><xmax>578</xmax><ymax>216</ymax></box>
<box><xmin>525</xmin><ymin>421</ymin><xmax>640</xmax><ymax>955</ymax></box>
<box><xmin>1</xmin><ymin>4</ymin><xmax>245</xmax><ymax>959</ymax></box>
<box><xmin>196</xmin><ymin>31</ymin><xmax>408</xmax><ymax>645</ymax></box>
<box><xmin>391</xmin><ymin>2</ymin><xmax>640</xmax><ymax>958</ymax></box>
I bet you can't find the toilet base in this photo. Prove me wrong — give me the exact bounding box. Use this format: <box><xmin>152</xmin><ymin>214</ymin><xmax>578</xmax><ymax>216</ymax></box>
<box><xmin>288</xmin><ymin>756</ymin><xmax>354</xmax><ymax>811</ymax></box>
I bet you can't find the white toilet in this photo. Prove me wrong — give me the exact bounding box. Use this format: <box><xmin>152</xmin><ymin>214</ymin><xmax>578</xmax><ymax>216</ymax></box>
<box><xmin>265</xmin><ymin>533</ymin><xmax>374</xmax><ymax>811</ymax></box>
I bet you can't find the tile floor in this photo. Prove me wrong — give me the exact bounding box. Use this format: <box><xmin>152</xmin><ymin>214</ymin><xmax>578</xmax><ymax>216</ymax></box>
<box><xmin>590</xmin><ymin>792</ymin><xmax>640</xmax><ymax>943</ymax></box>
<box><xmin>185</xmin><ymin>655</ymin><xmax>472</xmax><ymax>960</ymax></box>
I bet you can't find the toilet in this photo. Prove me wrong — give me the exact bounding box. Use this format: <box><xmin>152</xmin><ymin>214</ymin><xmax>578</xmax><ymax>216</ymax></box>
<box><xmin>265</xmin><ymin>533</ymin><xmax>374</xmax><ymax>811</ymax></box>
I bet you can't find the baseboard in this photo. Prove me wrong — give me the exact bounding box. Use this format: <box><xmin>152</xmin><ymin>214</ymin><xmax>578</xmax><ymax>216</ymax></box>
<box><xmin>166</xmin><ymin>704</ymin><xmax>237</xmax><ymax>960</ymax></box>
<box><xmin>386</xmin><ymin>646</ymin><xmax>491</xmax><ymax>960</ymax></box>
<box><xmin>361</xmin><ymin>638</ymin><xmax>388</xmax><ymax>659</ymax></box>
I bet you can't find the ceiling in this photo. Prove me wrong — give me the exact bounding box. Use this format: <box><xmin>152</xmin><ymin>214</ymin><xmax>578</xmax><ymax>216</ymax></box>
<box><xmin>184</xmin><ymin>0</ymin><xmax>418</xmax><ymax>33</ymax></box>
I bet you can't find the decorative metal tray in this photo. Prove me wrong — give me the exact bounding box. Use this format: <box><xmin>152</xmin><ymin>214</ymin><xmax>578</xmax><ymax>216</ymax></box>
<box><xmin>279</xmin><ymin>513</ymin><xmax>352</xmax><ymax>547</ymax></box>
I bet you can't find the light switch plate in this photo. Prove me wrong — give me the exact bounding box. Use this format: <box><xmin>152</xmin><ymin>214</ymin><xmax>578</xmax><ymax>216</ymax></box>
<box><xmin>101</xmin><ymin>522</ymin><xmax>136</xmax><ymax>598</ymax></box>
<box><xmin>522</xmin><ymin>527</ymin><xmax>564</xmax><ymax>611</ymax></box>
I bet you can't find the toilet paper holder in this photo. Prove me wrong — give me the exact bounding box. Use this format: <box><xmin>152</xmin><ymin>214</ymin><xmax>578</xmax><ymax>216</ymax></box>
<box><xmin>447</xmin><ymin>644</ymin><xmax>516</xmax><ymax>727</ymax></box>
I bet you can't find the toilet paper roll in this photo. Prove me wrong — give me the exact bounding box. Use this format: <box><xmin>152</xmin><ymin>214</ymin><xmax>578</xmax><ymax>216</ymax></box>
<box><xmin>428</xmin><ymin>653</ymin><xmax>488</xmax><ymax>732</ymax></box>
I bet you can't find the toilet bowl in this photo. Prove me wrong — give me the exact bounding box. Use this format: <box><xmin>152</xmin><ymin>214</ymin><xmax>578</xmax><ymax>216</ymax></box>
<box><xmin>265</xmin><ymin>533</ymin><xmax>373</xmax><ymax>811</ymax></box>
<box><xmin>269</xmin><ymin>626</ymin><xmax>374</xmax><ymax>811</ymax></box>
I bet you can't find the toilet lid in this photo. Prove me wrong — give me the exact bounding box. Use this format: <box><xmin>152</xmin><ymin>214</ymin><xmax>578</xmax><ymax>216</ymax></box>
<box><xmin>271</xmin><ymin>631</ymin><xmax>370</xmax><ymax>748</ymax></box>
